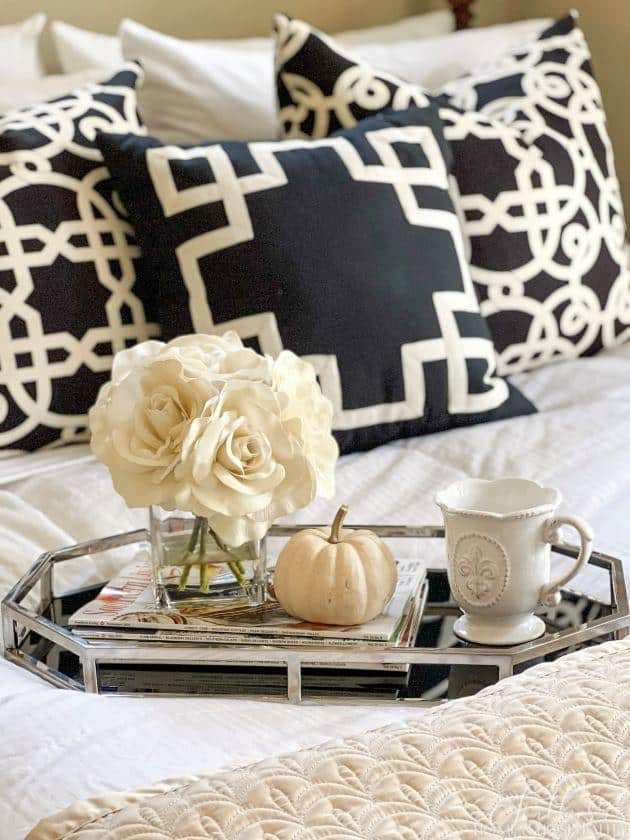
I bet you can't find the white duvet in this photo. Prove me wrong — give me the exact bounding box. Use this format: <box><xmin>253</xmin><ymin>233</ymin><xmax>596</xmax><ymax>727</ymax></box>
<box><xmin>1</xmin><ymin>345</ymin><xmax>630</xmax><ymax>839</ymax></box>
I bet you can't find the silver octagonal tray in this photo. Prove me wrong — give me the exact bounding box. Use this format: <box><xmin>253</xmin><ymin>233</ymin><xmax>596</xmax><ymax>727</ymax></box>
<box><xmin>2</xmin><ymin>525</ymin><xmax>629</xmax><ymax>705</ymax></box>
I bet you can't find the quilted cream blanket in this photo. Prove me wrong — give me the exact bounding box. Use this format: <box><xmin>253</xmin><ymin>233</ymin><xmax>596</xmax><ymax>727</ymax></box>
<box><xmin>30</xmin><ymin>638</ymin><xmax>630</xmax><ymax>839</ymax></box>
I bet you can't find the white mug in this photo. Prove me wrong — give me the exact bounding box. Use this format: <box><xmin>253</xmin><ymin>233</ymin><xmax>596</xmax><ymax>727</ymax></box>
<box><xmin>435</xmin><ymin>478</ymin><xmax>594</xmax><ymax>645</ymax></box>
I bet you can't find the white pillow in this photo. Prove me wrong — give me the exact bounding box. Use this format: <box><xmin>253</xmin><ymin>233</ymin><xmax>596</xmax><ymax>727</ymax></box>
<box><xmin>121</xmin><ymin>20</ymin><xmax>277</xmax><ymax>143</ymax></box>
<box><xmin>192</xmin><ymin>9</ymin><xmax>454</xmax><ymax>50</ymax></box>
<box><xmin>356</xmin><ymin>18</ymin><xmax>553</xmax><ymax>89</ymax></box>
<box><xmin>0</xmin><ymin>14</ymin><xmax>46</xmax><ymax>79</ymax></box>
<box><xmin>52</xmin><ymin>21</ymin><xmax>122</xmax><ymax>74</ymax></box>
<box><xmin>53</xmin><ymin>11</ymin><xmax>453</xmax><ymax>73</ymax></box>
<box><xmin>0</xmin><ymin>69</ymin><xmax>105</xmax><ymax>115</ymax></box>
<box><xmin>336</xmin><ymin>9</ymin><xmax>453</xmax><ymax>45</ymax></box>
<box><xmin>121</xmin><ymin>16</ymin><xmax>552</xmax><ymax>145</ymax></box>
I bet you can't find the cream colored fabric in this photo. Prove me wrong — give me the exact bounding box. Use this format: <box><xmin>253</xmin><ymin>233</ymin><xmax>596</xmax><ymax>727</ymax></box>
<box><xmin>335</xmin><ymin>9</ymin><xmax>453</xmax><ymax>45</ymax></box>
<box><xmin>51</xmin><ymin>22</ymin><xmax>122</xmax><ymax>73</ymax></box>
<box><xmin>355</xmin><ymin>17</ymin><xmax>551</xmax><ymax>89</ymax></box>
<box><xmin>52</xmin><ymin>10</ymin><xmax>453</xmax><ymax>73</ymax></box>
<box><xmin>0</xmin><ymin>68</ymin><xmax>105</xmax><ymax>114</ymax></box>
<box><xmin>0</xmin><ymin>14</ymin><xmax>46</xmax><ymax>79</ymax></box>
<box><xmin>29</xmin><ymin>637</ymin><xmax>630</xmax><ymax>839</ymax></box>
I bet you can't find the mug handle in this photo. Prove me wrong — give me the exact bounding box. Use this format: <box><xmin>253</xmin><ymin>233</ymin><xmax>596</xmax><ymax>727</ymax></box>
<box><xmin>539</xmin><ymin>514</ymin><xmax>594</xmax><ymax>607</ymax></box>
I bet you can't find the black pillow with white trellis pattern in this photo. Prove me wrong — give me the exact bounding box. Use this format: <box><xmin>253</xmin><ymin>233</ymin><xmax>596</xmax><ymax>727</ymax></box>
<box><xmin>0</xmin><ymin>65</ymin><xmax>158</xmax><ymax>452</ymax></box>
<box><xmin>275</xmin><ymin>14</ymin><xmax>630</xmax><ymax>375</ymax></box>
<box><xmin>97</xmin><ymin>107</ymin><xmax>534</xmax><ymax>455</ymax></box>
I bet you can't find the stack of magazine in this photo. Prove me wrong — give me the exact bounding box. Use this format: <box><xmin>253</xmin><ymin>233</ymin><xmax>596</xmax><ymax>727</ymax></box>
<box><xmin>69</xmin><ymin>557</ymin><xmax>427</xmax><ymax>697</ymax></box>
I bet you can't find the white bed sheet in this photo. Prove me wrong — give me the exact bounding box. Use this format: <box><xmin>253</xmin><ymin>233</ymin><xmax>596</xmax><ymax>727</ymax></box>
<box><xmin>1</xmin><ymin>345</ymin><xmax>630</xmax><ymax>839</ymax></box>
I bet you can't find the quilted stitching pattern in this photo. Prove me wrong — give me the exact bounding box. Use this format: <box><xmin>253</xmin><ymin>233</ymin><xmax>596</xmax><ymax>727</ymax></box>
<box><xmin>56</xmin><ymin>639</ymin><xmax>630</xmax><ymax>839</ymax></box>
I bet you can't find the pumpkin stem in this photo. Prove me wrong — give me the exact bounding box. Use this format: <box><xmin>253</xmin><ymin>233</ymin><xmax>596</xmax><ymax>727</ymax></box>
<box><xmin>329</xmin><ymin>504</ymin><xmax>349</xmax><ymax>544</ymax></box>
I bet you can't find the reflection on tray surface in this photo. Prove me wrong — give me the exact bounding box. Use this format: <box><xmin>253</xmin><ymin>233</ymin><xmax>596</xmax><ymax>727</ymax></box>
<box><xmin>21</xmin><ymin>569</ymin><xmax>612</xmax><ymax>701</ymax></box>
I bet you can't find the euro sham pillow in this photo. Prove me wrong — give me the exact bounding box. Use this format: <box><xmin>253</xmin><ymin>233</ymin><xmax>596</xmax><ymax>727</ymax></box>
<box><xmin>0</xmin><ymin>14</ymin><xmax>46</xmax><ymax>79</ymax></box>
<box><xmin>118</xmin><ymin>14</ymin><xmax>451</xmax><ymax>145</ymax></box>
<box><xmin>275</xmin><ymin>14</ymin><xmax>630</xmax><ymax>375</ymax></box>
<box><xmin>335</xmin><ymin>17</ymin><xmax>551</xmax><ymax>92</ymax></box>
<box><xmin>0</xmin><ymin>65</ymin><xmax>158</xmax><ymax>452</ymax></box>
<box><xmin>52</xmin><ymin>21</ymin><xmax>124</xmax><ymax>74</ymax></box>
<box><xmin>97</xmin><ymin>107</ymin><xmax>534</xmax><ymax>455</ymax></box>
<box><xmin>55</xmin><ymin>10</ymin><xmax>452</xmax><ymax>74</ymax></box>
<box><xmin>0</xmin><ymin>69</ymin><xmax>105</xmax><ymax>115</ymax></box>
<box><xmin>117</xmin><ymin>14</ymin><xmax>539</xmax><ymax>145</ymax></box>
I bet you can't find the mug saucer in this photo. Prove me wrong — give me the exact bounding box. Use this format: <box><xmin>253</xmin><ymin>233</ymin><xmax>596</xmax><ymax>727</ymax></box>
<box><xmin>454</xmin><ymin>613</ymin><xmax>546</xmax><ymax>646</ymax></box>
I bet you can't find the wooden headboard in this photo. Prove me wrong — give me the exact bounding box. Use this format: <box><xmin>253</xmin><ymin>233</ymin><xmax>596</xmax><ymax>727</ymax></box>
<box><xmin>449</xmin><ymin>0</ymin><xmax>475</xmax><ymax>29</ymax></box>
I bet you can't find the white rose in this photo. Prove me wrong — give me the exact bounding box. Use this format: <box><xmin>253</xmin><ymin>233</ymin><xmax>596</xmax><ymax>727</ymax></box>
<box><xmin>170</xmin><ymin>379</ymin><xmax>316</xmax><ymax>545</ymax></box>
<box><xmin>90</xmin><ymin>335</ymin><xmax>338</xmax><ymax>545</ymax></box>
<box><xmin>89</xmin><ymin>333</ymin><xmax>268</xmax><ymax>509</ymax></box>
<box><xmin>161</xmin><ymin>332</ymin><xmax>273</xmax><ymax>383</ymax></box>
<box><xmin>273</xmin><ymin>351</ymin><xmax>337</xmax><ymax>498</ymax></box>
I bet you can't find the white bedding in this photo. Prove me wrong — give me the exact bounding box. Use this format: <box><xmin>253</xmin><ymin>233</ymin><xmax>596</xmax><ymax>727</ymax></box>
<box><xmin>1</xmin><ymin>345</ymin><xmax>630</xmax><ymax>838</ymax></box>
<box><xmin>29</xmin><ymin>637</ymin><xmax>630</xmax><ymax>839</ymax></box>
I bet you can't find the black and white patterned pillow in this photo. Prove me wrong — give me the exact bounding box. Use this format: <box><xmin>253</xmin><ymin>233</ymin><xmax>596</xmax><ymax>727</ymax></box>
<box><xmin>0</xmin><ymin>65</ymin><xmax>159</xmax><ymax>451</ymax></box>
<box><xmin>97</xmin><ymin>107</ymin><xmax>534</xmax><ymax>455</ymax></box>
<box><xmin>275</xmin><ymin>14</ymin><xmax>630</xmax><ymax>375</ymax></box>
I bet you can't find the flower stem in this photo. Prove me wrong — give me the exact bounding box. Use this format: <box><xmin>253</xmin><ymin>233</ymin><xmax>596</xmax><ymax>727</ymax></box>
<box><xmin>178</xmin><ymin>564</ymin><xmax>192</xmax><ymax>590</ymax></box>
<box><xmin>208</xmin><ymin>527</ymin><xmax>247</xmax><ymax>587</ymax></box>
<box><xmin>199</xmin><ymin>523</ymin><xmax>212</xmax><ymax>592</ymax></box>
<box><xmin>227</xmin><ymin>559</ymin><xmax>246</xmax><ymax>588</ymax></box>
<box><xmin>177</xmin><ymin>516</ymin><xmax>203</xmax><ymax>590</ymax></box>
<box><xmin>176</xmin><ymin>517</ymin><xmax>248</xmax><ymax>592</ymax></box>
<box><xmin>200</xmin><ymin>562</ymin><xmax>210</xmax><ymax>592</ymax></box>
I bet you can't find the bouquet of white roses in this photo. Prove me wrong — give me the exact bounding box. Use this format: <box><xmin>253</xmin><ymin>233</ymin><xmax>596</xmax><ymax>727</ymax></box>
<box><xmin>89</xmin><ymin>333</ymin><xmax>338</xmax><ymax>550</ymax></box>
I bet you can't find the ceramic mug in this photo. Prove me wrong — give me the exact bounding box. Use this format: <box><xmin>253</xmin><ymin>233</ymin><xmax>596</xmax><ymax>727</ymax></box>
<box><xmin>435</xmin><ymin>478</ymin><xmax>594</xmax><ymax>645</ymax></box>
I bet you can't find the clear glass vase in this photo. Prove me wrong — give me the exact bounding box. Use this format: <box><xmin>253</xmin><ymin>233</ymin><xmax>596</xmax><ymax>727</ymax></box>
<box><xmin>149</xmin><ymin>507</ymin><xmax>267</xmax><ymax>609</ymax></box>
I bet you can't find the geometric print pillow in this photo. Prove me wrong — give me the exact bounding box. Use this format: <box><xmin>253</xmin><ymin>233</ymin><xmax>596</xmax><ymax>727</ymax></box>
<box><xmin>0</xmin><ymin>65</ymin><xmax>159</xmax><ymax>451</ymax></box>
<box><xmin>98</xmin><ymin>107</ymin><xmax>535</xmax><ymax>455</ymax></box>
<box><xmin>275</xmin><ymin>14</ymin><xmax>630</xmax><ymax>375</ymax></box>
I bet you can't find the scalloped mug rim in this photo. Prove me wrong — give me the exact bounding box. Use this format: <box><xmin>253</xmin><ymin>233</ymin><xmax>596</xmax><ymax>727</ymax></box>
<box><xmin>435</xmin><ymin>477</ymin><xmax>561</xmax><ymax>520</ymax></box>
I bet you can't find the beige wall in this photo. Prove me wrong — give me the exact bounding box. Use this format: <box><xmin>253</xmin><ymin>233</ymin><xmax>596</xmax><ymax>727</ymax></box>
<box><xmin>0</xmin><ymin>0</ymin><xmax>422</xmax><ymax>39</ymax></box>
<box><xmin>1</xmin><ymin>0</ymin><xmax>628</xmax><ymax>208</ymax></box>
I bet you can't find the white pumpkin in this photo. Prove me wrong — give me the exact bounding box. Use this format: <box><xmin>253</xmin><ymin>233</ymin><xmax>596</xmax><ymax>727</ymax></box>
<box><xmin>273</xmin><ymin>505</ymin><xmax>397</xmax><ymax>625</ymax></box>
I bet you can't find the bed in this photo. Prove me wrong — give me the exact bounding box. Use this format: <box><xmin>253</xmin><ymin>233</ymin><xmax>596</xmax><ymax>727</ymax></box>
<box><xmin>25</xmin><ymin>637</ymin><xmax>630</xmax><ymax>838</ymax></box>
<box><xmin>2</xmin><ymin>344</ymin><xmax>630</xmax><ymax>838</ymax></box>
<box><xmin>1</xmin><ymin>0</ymin><xmax>630</xmax><ymax>837</ymax></box>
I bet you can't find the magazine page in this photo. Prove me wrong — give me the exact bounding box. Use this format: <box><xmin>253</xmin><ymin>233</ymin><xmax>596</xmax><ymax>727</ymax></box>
<box><xmin>70</xmin><ymin>554</ymin><xmax>426</xmax><ymax>642</ymax></box>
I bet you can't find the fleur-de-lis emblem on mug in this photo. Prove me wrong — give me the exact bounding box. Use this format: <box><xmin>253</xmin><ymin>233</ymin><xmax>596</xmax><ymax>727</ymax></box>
<box><xmin>452</xmin><ymin>534</ymin><xmax>509</xmax><ymax>608</ymax></box>
<box><xmin>457</xmin><ymin>545</ymin><xmax>496</xmax><ymax>600</ymax></box>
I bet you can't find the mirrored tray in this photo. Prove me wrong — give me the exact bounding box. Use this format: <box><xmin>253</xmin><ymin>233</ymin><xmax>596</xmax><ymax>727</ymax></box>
<box><xmin>2</xmin><ymin>525</ymin><xmax>629</xmax><ymax>705</ymax></box>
